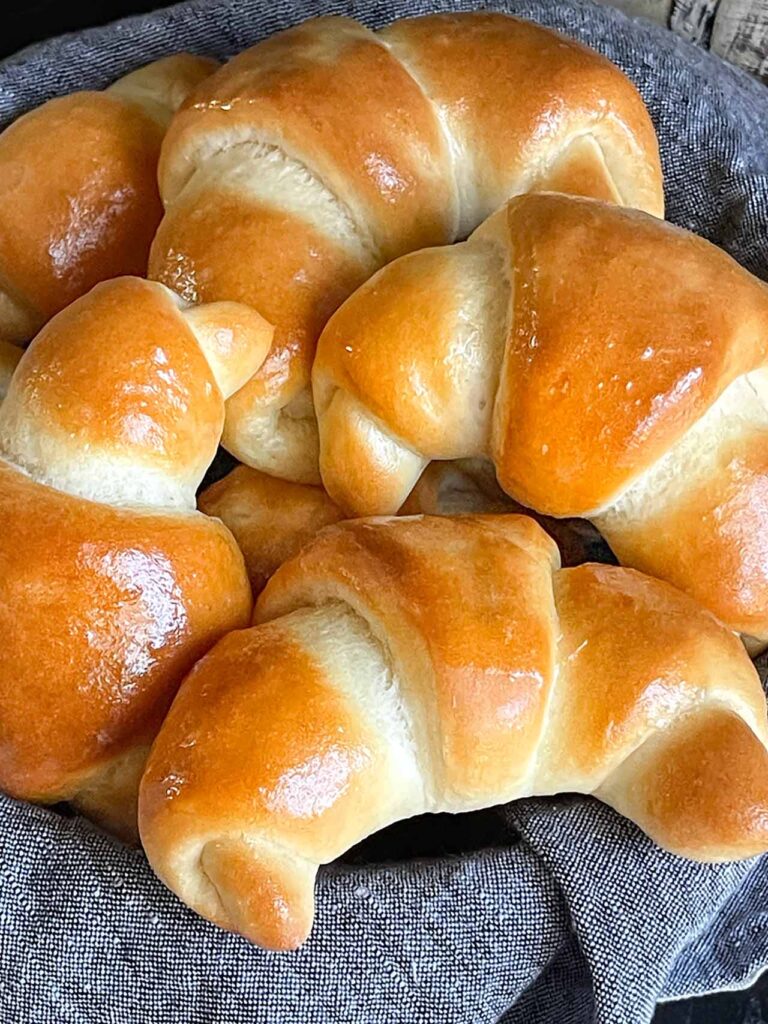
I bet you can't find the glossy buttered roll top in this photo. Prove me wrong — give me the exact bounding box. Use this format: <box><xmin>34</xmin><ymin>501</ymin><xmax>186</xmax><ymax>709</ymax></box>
<box><xmin>0</xmin><ymin>278</ymin><xmax>272</xmax><ymax>838</ymax></box>
<box><xmin>0</xmin><ymin>54</ymin><xmax>217</xmax><ymax>346</ymax></box>
<box><xmin>150</xmin><ymin>12</ymin><xmax>663</xmax><ymax>483</ymax></box>
<box><xmin>139</xmin><ymin>514</ymin><xmax>768</xmax><ymax>950</ymax></box>
<box><xmin>0</xmin><ymin>277</ymin><xmax>272</xmax><ymax>509</ymax></box>
<box><xmin>314</xmin><ymin>192</ymin><xmax>768</xmax><ymax>643</ymax></box>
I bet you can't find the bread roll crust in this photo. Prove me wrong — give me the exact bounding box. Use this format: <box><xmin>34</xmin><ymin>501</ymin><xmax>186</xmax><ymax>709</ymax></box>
<box><xmin>199</xmin><ymin>465</ymin><xmax>345</xmax><ymax>594</ymax></box>
<box><xmin>255</xmin><ymin>515</ymin><xmax>560</xmax><ymax>801</ymax></box>
<box><xmin>0</xmin><ymin>460</ymin><xmax>251</xmax><ymax>810</ymax></box>
<box><xmin>0</xmin><ymin>92</ymin><xmax>163</xmax><ymax>337</ymax></box>
<box><xmin>0</xmin><ymin>277</ymin><xmax>273</xmax><ymax>510</ymax></box>
<box><xmin>3</xmin><ymin>278</ymin><xmax>218</xmax><ymax>474</ymax></box>
<box><xmin>158</xmin><ymin>17</ymin><xmax>454</xmax><ymax>255</ymax></box>
<box><xmin>140</xmin><ymin>515</ymin><xmax>768</xmax><ymax>948</ymax></box>
<box><xmin>152</xmin><ymin>13</ymin><xmax>663</xmax><ymax>481</ymax></box>
<box><xmin>0</xmin><ymin>277</ymin><xmax>270</xmax><ymax>837</ymax></box>
<box><xmin>494</xmin><ymin>195</ymin><xmax>768</xmax><ymax>514</ymax></box>
<box><xmin>314</xmin><ymin>192</ymin><xmax>768</xmax><ymax>642</ymax></box>
<box><xmin>0</xmin><ymin>54</ymin><xmax>216</xmax><ymax>344</ymax></box>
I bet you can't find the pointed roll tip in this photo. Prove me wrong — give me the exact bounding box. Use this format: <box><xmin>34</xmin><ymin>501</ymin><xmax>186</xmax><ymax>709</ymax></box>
<box><xmin>107</xmin><ymin>53</ymin><xmax>220</xmax><ymax>122</ymax></box>
<box><xmin>317</xmin><ymin>387</ymin><xmax>426</xmax><ymax>517</ymax></box>
<box><xmin>156</xmin><ymin>835</ymin><xmax>319</xmax><ymax>946</ymax></box>
<box><xmin>197</xmin><ymin>837</ymin><xmax>317</xmax><ymax>950</ymax></box>
<box><xmin>139</xmin><ymin>758</ymin><xmax>317</xmax><ymax>950</ymax></box>
<box><xmin>185</xmin><ymin>301</ymin><xmax>274</xmax><ymax>400</ymax></box>
<box><xmin>607</xmin><ymin>708</ymin><xmax>768</xmax><ymax>862</ymax></box>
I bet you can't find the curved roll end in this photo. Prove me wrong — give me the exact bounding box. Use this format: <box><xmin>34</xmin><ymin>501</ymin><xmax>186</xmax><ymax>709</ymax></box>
<box><xmin>139</xmin><ymin>810</ymin><xmax>319</xmax><ymax>950</ymax></box>
<box><xmin>223</xmin><ymin>382</ymin><xmax>322</xmax><ymax>485</ymax></box>
<box><xmin>600</xmin><ymin>709</ymin><xmax>768</xmax><ymax>861</ymax></box>
<box><xmin>0</xmin><ymin>278</ymin><xmax>243</xmax><ymax>508</ymax></box>
<box><xmin>137</xmin><ymin>599</ymin><xmax>424</xmax><ymax>948</ymax></box>
<box><xmin>69</xmin><ymin>744</ymin><xmax>151</xmax><ymax>845</ymax></box>
<box><xmin>184</xmin><ymin>301</ymin><xmax>274</xmax><ymax>399</ymax></box>
<box><xmin>199</xmin><ymin>838</ymin><xmax>317</xmax><ymax>950</ymax></box>
<box><xmin>317</xmin><ymin>388</ymin><xmax>426</xmax><ymax>515</ymax></box>
<box><xmin>107</xmin><ymin>54</ymin><xmax>219</xmax><ymax>125</ymax></box>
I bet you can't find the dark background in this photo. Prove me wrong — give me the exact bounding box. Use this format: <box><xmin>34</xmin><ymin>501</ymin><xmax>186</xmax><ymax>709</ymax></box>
<box><xmin>4</xmin><ymin>2</ymin><xmax>768</xmax><ymax>1021</ymax></box>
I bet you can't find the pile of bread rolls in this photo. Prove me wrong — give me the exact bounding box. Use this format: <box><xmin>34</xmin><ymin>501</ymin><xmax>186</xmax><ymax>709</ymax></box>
<box><xmin>2</xmin><ymin>12</ymin><xmax>767</xmax><ymax>951</ymax></box>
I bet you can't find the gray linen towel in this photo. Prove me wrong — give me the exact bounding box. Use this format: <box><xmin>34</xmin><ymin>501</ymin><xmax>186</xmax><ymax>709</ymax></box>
<box><xmin>0</xmin><ymin>1</ymin><xmax>767</xmax><ymax>1021</ymax></box>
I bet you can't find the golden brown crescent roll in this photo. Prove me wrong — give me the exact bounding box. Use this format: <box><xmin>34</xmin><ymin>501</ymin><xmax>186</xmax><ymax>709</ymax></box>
<box><xmin>0</xmin><ymin>277</ymin><xmax>272</xmax><ymax>839</ymax></box>
<box><xmin>150</xmin><ymin>13</ymin><xmax>663</xmax><ymax>483</ymax></box>
<box><xmin>0</xmin><ymin>53</ymin><xmax>216</xmax><ymax>346</ymax></box>
<box><xmin>139</xmin><ymin>515</ymin><xmax>768</xmax><ymax>950</ymax></box>
<box><xmin>314</xmin><ymin>192</ymin><xmax>768</xmax><ymax>645</ymax></box>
